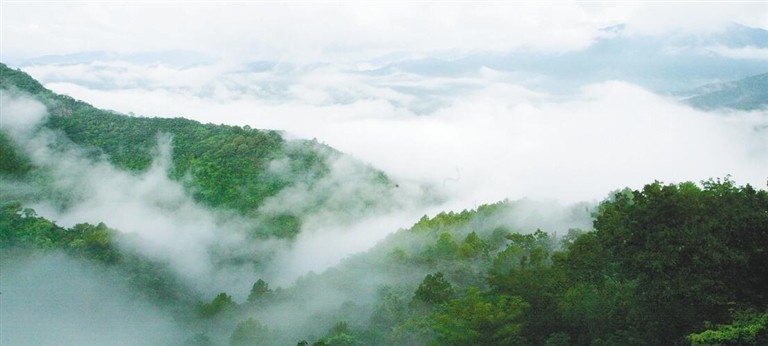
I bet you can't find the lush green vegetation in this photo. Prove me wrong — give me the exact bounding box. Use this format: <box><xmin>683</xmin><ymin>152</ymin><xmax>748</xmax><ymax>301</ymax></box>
<box><xmin>0</xmin><ymin>63</ymin><xmax>389</xmax><ymax>217</ymax></box>
<box><xmin>0</xmin><ymin>132</ymin><xmax>33</xmax><ymax>176</ymax></box>
<box><xmin>185</xmin><ymin>178</ymin><xmax>765</xmax><ymax>345</ymax></box>
<box><xmin>2</xmin><ymin>63</ymin><xmax>766</xmax><ymax>345</ymax></box>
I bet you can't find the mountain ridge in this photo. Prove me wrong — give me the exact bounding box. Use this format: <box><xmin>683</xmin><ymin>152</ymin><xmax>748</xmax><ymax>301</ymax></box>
<box><xmin>1</xmin><ymin>62</ymin><xmax>767</xmax><ymax>346</ymax></box>
<box><xmin>683</xmin><ymin>71</ymin><xmax>768</xmax><ymax>111</ymax></box>
<box><xmin>0</xmin><ymin>63</ymin><xmax>398</xmax><ymax>226</ymax></box>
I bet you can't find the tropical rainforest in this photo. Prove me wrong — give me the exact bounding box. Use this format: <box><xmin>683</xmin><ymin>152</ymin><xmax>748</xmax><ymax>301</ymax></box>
<box><xmin>1</xmin><ymin>62</ymin><xmax>767</xmax><ymax>346</ymax></box>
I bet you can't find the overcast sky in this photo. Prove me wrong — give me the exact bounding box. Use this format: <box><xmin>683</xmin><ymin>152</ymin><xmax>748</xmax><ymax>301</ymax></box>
<box><xmin>3</xmin><ymin>2</ymin><xmax>767</xmax><ymax>63</ymax></box>
<box><xmin>2</xmin><ymin>2</ymin><xmax>767</xmax><ymax>207</ymax></box>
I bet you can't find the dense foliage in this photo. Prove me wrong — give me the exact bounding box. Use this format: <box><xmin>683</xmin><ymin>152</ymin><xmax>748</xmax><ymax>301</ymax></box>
<box><xmin>3</xmin><ymin>64</ymin><xmax>767</xmax><ymax>345</ymax></box>
<box><xmin>173</xmin><ymin>178</ymin><xmax>763</xmax><ymax>345</ymax></box>
<box><xmin>0</xmin><ymin>132</ymin><xmax>32</xmax><ymax>176</ymax></box>
<box><xmin>0</xmin><ymin>63</ymin><xmax>389</xmax><ymax>219</ymax></box>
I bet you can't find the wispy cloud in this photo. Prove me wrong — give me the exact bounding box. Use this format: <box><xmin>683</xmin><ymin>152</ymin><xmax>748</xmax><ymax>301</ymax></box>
<box><xmin>3</xmin><ymin>3</ymin><xmax>766</xmax><ymax>343</ymax></box>
<box><xmin>706</xmin><ymin>45</ymin><xmax>768</xmax><ymax>60</ymax></box>
<box><xmin>0</xmin><ymin>92</ymin><xmax>438</xmax><ymax>290</ymax></box>
<box><xmin>21</xmin><ymin>63</ymin><xmax>768</xmax><ymax>210</ymax></box>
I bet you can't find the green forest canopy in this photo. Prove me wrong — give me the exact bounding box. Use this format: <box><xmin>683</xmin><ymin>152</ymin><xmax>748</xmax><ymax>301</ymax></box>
<box><xmin>0</xmin><ymin>63</ymin><xmax>390</xmax><ymax>216</ymax></box>
<box><xmin>2</xmin><ymin>63</ymin><xmax>767</xmax><ymax>345</ymax></box>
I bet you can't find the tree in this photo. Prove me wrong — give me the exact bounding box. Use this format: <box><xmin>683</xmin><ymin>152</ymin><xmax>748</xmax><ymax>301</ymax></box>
<box><xmin>324</xmin><ymin>321</ymin><xmax>358</xmax><ymax>346</ymax></box>
<box><xmin>230</xmin><ymin>318</ymin><xmax>271</xmax><ymax>346</ymax></box>
<box><xmin>264</xmin><ymin>214</ymin><xmax>302</xmax><ymax>239</ymax></box>
<box><xmin>426</xmin><ymin>233</ymin><xmax>458</xmax><ymax>261</ymax></box>
<box><xmin>431</xmin><ymin>288</ymin><xmax>528</xmax><ymax>345</ymax></box>
<box><xmin>593</xmin><ymin>179</ymin><xmax>768</xmax><ymax>342</ymax></box>
<box><xmin>413</xmin><ymin>272</ymin><xmax>454</xmax><ymax>305</ymax></box>
<box><xmin>369</xmin><ymin>287</ymin><xmax>408</xmax><ymax>339</ymax></box>
<box><xmin>197</xmin><ymin>292</ymin><xmax>236</xmax><ymax>318</ymax></box>
<box><xmin>688</xmin><ymin>310</ymin><xmax>768</xmax><ymax>345</ymax></box>
<box><xmin>247</xmin><ymin>279</ymin><xmax>272</xmax><ymax>304</ymax></box>
<box><xmin>487</xmin><ymin>229</ymin><xmax>569</xmax><ymax>344</ymax></box>
<box><xmin>458</xmin><ymin>231</ymin><xmax>490</xmax><ymax>259</ymax></box>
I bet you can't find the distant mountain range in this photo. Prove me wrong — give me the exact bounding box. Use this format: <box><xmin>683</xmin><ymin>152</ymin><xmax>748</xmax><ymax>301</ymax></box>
<box><xmin>9</xmin><ymin>24</ymin><xmax>768</xmax><ymax>97</ymax></box>
<box><xmin>683</xmin><ymin>72</ymin><xmax>768</xmax><ymax>111</ymax></box>
<box><xmin>366</xmin><ymin>23</ymin><xmax>768</xmax><ymax>93</ymax></box>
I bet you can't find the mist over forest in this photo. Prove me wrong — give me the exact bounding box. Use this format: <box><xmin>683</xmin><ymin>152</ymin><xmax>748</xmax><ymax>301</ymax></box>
<box><xmin>2</xmin><ymin>3</ymin><xmax>768</xmax><ymax>346</ymax></box>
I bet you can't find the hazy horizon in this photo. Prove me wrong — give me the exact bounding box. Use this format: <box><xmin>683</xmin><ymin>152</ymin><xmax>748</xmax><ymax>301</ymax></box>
<box><xmin>3</xmin><ymin>3</ymin><xmax>767</xmax><ymax>208</ymax></box>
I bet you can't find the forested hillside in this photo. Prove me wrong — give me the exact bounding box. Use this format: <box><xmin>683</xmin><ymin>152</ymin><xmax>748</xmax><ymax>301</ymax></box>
<box><xmin>279</xmin><ymin>179</ymin><xmax>768</xmax><ymax>345</ymax></box>
<box><xmin>0</xmin><ymin>63</ymin><xmax>398</xmax><ymax>239</ymax></box>
<box><xmin>2</xmin><ymin>65</ymin><xmax>767</xmax><ymax>345</ymax></box>
<box><xmin>200</xmin><ymin>179</ymin><xmax>765</xmax><ymax>346</ymax></box>
<box><xmin>3</xmin><ymin>178</ymin><xmax>766</xmax><ymax>345</ymax></box>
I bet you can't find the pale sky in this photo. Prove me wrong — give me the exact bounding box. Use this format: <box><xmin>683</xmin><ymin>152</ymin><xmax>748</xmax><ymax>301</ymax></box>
<box><xmin>2</xmin><ymin>2</ymin><xmax>767</xmax><ymax>63</ymax></box>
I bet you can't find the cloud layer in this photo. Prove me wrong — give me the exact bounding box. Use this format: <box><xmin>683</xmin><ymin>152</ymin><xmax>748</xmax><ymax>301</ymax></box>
<box><xmin>3</xmin><ymin>4</ymin><xmax>766</xmax><ymax>343</ymax></box>
<box><xmin>2</xmin><ymin>0</ymin><xmax>766</xmax><ymax>299</ymax></box>
<box><xmin>0</xmin><ymin>93</ymin><xmax>437</xmax><ymax>290</ymax></box>
<box><xmin>3</xmin><ymin>3</ymin><xmax>766</xmax><ymax>64</ymax></box>
<box><xmin>20</xmin><ymin>64</ymin><xmax>768</xmax><ymax>210</ymax></box>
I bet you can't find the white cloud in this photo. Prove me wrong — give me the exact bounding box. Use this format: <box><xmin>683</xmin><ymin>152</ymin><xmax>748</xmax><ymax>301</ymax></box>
<box><xmin>1</xmin><ymin>104</ymin><xmax>222</xmax><ymax>281</ymax></box>
<box><xmin>3</xmin><ymin>0</ymin><xmax>767</xmax><ymax>294</ymax></box>
<box><xmin>5</xmin><ymin>3</ymin><xmax>765</xmax><ymax>65</ymax></box>
<box><xmin>3</xmin><ymin>4</ymin><xmax>766</xmax><ymax>339</ymax></box>
<box><xmin>0</xmin><ymin>92</ymin><xmax>441</xmax><ymax>290</ymax></box>
<box><xmin>0</xmin><ymin>90</ymin><xmax>47</xmax><ymax>131</ymax></box>
<box><xmin>618</xmin><ymin>2</ymin><xmax>768</xmax><ymax>36</ymax></box>
<box><xmin>7</xmin><ymin>2</ymin><xmax>754</xmax><ymax>64</ymax></box>
<box><xmin>268</xmin><ymin>209</ymin><xmax>425</xmax><ymax>286</ymax></box>
<box><xmin>28</xmin><ymin>63</ymin><xmax>768</xmax><ymax>211</ymax></box>
<box><xmin>707</xmin><ymin>45</ymin><xmax>768</xmax><ymax>60</ymax></box>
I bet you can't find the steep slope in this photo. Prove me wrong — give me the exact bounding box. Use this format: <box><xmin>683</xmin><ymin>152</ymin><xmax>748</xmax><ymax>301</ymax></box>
<box><xmin>0</xmin><ymin>62</ymin><xmax>425</xmax><ymax>345</ymax></box>
<box><xmin>7</xmin><ymin>62</ymin><xmax>766</xmax><ymax>346</ymax></box>
<box><xmin>0</xmin><ymin>63</ymin><xmax>399</xmax><ymax>237</ymax></box>
<box><xmin>230</xmin><ymin>180</ymin><xmax>767</xmax><ymax>345</ymax></box>
<box><xmin>684</xmin><ymin>72</ymin><xmax>768</xmax><ymax>111</ymax></box>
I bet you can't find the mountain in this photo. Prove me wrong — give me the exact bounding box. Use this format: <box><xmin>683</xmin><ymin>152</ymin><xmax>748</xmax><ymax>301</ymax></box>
<box><xmin>250</xmin><ymin>180</ymin><xmax>768</xmax><ymax>345</ymax></box>
<box><xmin>367</xmin><ymin>23</ymin><xmax>768</xmax><ymax>93</ymax></box>
<box><xmin>3</xmin><ymin>165</ymin><xmax>767</xmax><ymax>345</ymax></box>
<box><xmin>684</xmin><ymin>72</ymin><xmax>768</xmax><ymax>111</ymax></box>
<box><xmin>0</xmin><ymin>62</ymin><xmax>400</xmax><ymax>238</ymax></box>
<box><xmin>2</xmin><ymin>63</ymin><xmax>767</xmax><ymax>346</ymax></box>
